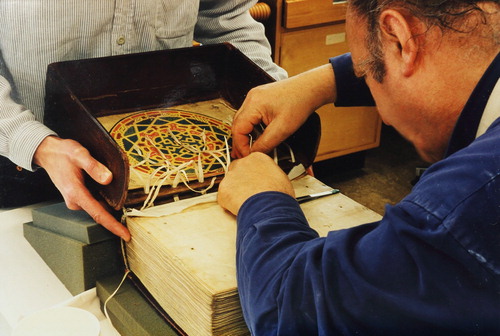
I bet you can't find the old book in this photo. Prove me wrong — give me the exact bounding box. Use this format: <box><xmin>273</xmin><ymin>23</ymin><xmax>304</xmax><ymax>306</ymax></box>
<box><xmin>124</xmin><ymin>175</ymin><xmax>382</xmax><ymax>335</ymax></box>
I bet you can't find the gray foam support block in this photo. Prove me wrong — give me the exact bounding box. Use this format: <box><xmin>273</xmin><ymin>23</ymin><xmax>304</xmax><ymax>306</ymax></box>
<box><xmin>31</xmin><ymin>202</ymin><xmax>114</xmax><ymax>244</ymax></box>
<box><xmin>23</xmin><ymin>222</ymin><xmax>122</xmax><ymax>295</ymax></box>
<box><xmin>96</xmin><ymin>274</ymin><xmax>179</xmax><ymax>336</ymax></box>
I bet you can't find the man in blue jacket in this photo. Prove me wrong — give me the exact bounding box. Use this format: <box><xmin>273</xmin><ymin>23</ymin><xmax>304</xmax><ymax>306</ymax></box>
<box><xmin>217</xmin><ymin>0</ymin><xmax>500</xmax><ymax>334</ymax></box>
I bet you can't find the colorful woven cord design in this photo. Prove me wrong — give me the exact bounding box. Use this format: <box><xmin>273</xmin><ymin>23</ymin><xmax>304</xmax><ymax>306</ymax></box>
<box><xmin>110</xmin><ymin>110</ymin><xmax>231</xmax><ymax>179</ymax></box>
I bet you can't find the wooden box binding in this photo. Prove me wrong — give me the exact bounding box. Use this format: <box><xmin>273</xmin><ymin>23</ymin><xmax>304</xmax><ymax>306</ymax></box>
<box><xmin>44</xmin><ymin>43</ymin><xmax>320</xmax><ymax>210</ymax></box>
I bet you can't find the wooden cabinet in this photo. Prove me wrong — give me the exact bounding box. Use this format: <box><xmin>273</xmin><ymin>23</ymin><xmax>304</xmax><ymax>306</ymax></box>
<box><xmin>258</xmin><ymin>0</ymin><xmax>381</xmax><ymax>161</ymax></box>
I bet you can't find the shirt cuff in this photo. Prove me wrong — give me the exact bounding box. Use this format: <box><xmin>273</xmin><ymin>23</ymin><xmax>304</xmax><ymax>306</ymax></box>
<box><xmin>330</xmin><ymin>53</ymin><xmax>375</xmax><ymax>107</ymax></box>
<box><xmin>10</xmin><ymin>121</ymin><xmax>57</xmax><ymax>171</ymax></box>
<box><xmin>237</xmin><ymin>191</ymin><xmax>308</xmax><ymax>234</ymax></box>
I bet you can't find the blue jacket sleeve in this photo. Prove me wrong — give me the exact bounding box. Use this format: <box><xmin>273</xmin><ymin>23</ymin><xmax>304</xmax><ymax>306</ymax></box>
<box><xmin>236</xmin><ymin>147</ymin><xmax>500</xmax><ymax>336</ymax></box>
<box><xmin>330</xmin><ymin>53</ymin><xmax>375</xmax><ymax>107</ymax></box>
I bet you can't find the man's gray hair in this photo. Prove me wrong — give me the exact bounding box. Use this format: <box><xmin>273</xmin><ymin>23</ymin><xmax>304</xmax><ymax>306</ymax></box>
<box><xmin>348</xmin><ymin>0</ymin><xmax>500</xmax><ymax>82</ymax></box>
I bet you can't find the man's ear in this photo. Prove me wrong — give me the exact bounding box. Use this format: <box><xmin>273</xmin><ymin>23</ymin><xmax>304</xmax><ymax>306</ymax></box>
<box><xmin>379</xmin><ymin>9</ymin><xmax>420</xmax><ymax>77</ymax></box>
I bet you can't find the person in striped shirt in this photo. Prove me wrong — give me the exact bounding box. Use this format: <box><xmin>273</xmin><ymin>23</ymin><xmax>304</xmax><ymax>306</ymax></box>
<box><xmin>0</xmin><ymin>1</ymin><xmax>286</xmax><ymax>241</ymax></box>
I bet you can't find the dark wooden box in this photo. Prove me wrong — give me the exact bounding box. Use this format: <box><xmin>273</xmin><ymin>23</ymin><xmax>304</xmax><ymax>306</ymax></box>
<box><xmin>44</xmin><ymin>43</ymin><xmax>319</xmax><ymax>209</ymax></box>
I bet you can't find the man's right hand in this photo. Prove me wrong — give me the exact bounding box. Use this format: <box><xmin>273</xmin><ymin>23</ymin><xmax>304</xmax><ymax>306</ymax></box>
<box><xmin>34</xmin><ymin>135</ymin><xmax>131</xmax><ymax>242</ymax></box>
<box><xmin>218</xmin><ymin>152</ymin><xmax>295</xmax><ymax>215</ymax></box>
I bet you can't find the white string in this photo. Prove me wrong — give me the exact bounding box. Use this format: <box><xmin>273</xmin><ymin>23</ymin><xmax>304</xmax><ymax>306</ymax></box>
<box><xmin>130</xmin><ymin>129</ymin><xmax>230</xmax><ymax>209</ymax></box>
<box><xmin>103</xmin><ymin>237</ymin><xmax>131</xmax><ymax>330</ymax></box>
<box><xmin>103</xmin><ymin>268</ymin><xmax>131</xmax><ymax>326</ymax></box>
<box><xmin>282</xmin><ymin>141</ymin><xmax>296</xmax><ymax>163</ymax></box>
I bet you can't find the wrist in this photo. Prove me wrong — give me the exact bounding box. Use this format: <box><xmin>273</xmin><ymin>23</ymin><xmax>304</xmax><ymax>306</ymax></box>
<box><xmin>293</xmin><ymin>64</ymin><xmax>336</xmax><ymax>110</ymax></box>
<box><xmin>33</xmin><ymin>135</ymin><xmax>60</xmax><ymax>168</ymax></box>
